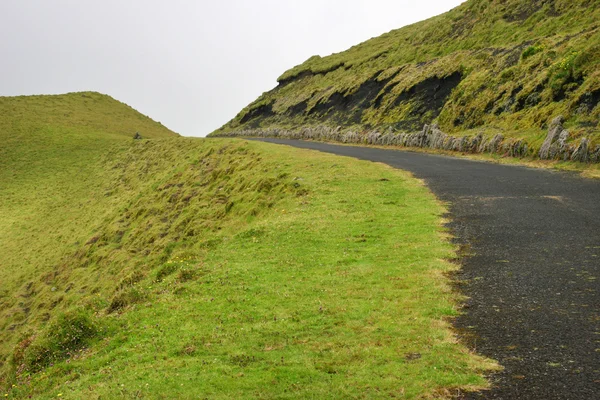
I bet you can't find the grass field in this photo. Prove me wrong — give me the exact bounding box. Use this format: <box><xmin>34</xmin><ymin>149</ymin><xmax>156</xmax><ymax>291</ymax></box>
<box><xmin>1</xmin><ymin>93</ymin><xmax>497</xmax><ymax>398</ymax></box>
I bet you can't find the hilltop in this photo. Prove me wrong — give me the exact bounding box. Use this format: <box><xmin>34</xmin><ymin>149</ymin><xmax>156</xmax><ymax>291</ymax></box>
<box><xmin>212</xmin><ymin>0</ymin><xmax>600</xmax><ymax>158</ymax></box>
<box><xmin>0</xmin><ymin>91</ymin><xmax>177</xmax><ymax>139</ymax></box>
<box><xmin>1</xmin><ymin>91</ymin><xmax>177</xmax><ymax>189</ymax></box>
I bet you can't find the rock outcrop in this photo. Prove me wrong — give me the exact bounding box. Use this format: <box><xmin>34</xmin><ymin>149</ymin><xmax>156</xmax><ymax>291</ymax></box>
<box><xmin>214</xmin><ymin>115</ymin><xmax>597</xmax><ymax>163</ymax></box>
<box><xmin>539</xmin><ymin>116</ymin><xmax>565</xmax><ymax>159</ymax></box>
<box><xmin>535</xmin><ymin>115</ymin><xmax>594</xmax><ymax>162</ymax></box>
<box><xmin>571</xmin><ymin>138</ymin><xmax>589</xmax><ymax>163</ymax></box>
<box><xmin>590</xmin><ymin>145</ymin><xmax>600</xmax><ymax>163</ymax></box>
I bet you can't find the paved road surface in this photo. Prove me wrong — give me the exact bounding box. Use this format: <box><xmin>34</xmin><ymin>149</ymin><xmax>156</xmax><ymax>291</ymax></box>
<box><xmin>255</xmin><ymin>139</ymin><xmax>600</xmax><ymax>399</ymax></box>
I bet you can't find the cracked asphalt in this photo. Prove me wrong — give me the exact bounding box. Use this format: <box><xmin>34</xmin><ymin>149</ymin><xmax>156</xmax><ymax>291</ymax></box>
<box><xmin>254</xmin><ymin>138</ymin><xmax>600</xmax><ymax>400</ymax></box>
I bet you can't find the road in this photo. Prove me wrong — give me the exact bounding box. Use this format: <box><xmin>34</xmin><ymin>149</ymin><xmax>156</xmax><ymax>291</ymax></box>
<box><xmin>255</xmin><ymin>138</ymin><xmax>600</xmax><ymax>399</ymax></box>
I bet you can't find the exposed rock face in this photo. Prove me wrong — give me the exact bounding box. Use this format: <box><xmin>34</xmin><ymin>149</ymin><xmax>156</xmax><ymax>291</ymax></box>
<box><xmin>214</xmin><ymin>116</ymin><xmax>596</xmax><ymax>163</ymax></box>
<box><xmin>548</xmin><ymin>129</ymin><xmax>571</xmax><ymax>160</ymax></box>
<box><xmin>534</xmin><ymin>116</ymin><xmax>594</xmax><ymax>162</ymax></box>
<box><xmin>429</xmin><ymin>124</ymin><xmax>446</xmax><ymax>149</ymax></box>
<box><xmin>479</xmin><ymin>134</ymin><xmax>504</xmax><ymax>153</ymax></box>
<box><xmin>571</xmin><ymin>138</ymin><xmax>589</xmax><ymax>162</ymax></box>
<box><xmin>539</xmin><ymin>116</ymin><xmax>565</xmax><ymax>159</ymax></box>
<box><xmin>507</xmin><ymin>140</ymin><xmax>528</xmax><ymax>157</ymax></box>
<box><xmin>469</xmin><ymin>133</ymin><xmax>483</xmax><ymax>153</ymax></box>
<box><xmin>591</xmin><ymin>146</ymin><xmax>600</xmax><ymax>163</ymax></box>
<box><xmin>454</xmin><ymin>136</ymin><xmax>468</xmax><ymax>152</ymax></box>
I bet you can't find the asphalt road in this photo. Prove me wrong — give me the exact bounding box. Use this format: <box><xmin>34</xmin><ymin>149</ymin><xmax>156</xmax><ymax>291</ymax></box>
<box><xmin>255</xmin><ymin>138</ymin><xmax>600</xmax><ymax>400</ymax></box>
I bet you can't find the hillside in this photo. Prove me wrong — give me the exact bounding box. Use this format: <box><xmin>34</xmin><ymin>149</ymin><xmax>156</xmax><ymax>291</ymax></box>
<box><xmin>212</xmin><ymin>0</ymin><xmax>600</xmax><ymax>159</ymax></box>
<box><xmin>0</xmin><ymin>93</ymin><xmax>177</xmax><ymax>323</ymax></box>
<box><xmin>0</xmin><ymin>93</ymin><xmax>495</xmax><ymax>397</ymax></box>
<box><xmin>0</xmin><ymin>91</ymin><xmax>180</xmax><ymax>393</ymax></box>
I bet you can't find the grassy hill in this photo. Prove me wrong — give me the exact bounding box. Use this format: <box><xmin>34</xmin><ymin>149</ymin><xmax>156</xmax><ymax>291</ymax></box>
<box><xmin>0</xmin><ymin>91</ymin><xmax>177</xmax><ymax>208</ymax></box>
<box><xmin>0</xmin><ymin>93</ymin><xmax>496</xmax><ymax>397</ymax></box>
<box><xmin>0</xmin><ymin>91</ymin><xmax>178</xmax><ymax>284</ymax></box>
<box><xmin>213</xmin><ymin>0</ymin><xmax>600</xmax><ymax>152</ymax></box>
<box><xmin>0</xmin><ymin>91</ymin><xmax>178</xmax><ymax>393</ymax></box>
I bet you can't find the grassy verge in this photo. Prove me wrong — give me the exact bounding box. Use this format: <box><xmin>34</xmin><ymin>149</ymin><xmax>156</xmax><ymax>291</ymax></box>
<box><xmin>1</xmin><ymin>138</ymin><xmax>496</xmax><ymax>398</ymax></box>
<box><xmin>269</xmin><ymin>137</ymin><xmax>600</xmax><ymax>179</ymax></box>
<box><xmin>378</xmin><ymin>144</ymin><xmax>600</xmax><ymax>179</ymax></box>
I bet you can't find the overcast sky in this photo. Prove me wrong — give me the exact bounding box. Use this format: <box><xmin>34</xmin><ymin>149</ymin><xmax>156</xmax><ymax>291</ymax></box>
<box><xmin>0</xmin><ymin>0</ymin><xmax>464</xmax><ymax>137</ymax></box>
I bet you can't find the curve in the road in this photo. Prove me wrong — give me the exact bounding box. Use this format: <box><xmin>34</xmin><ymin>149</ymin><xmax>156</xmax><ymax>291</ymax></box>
<box><xmin>254</xmin><ymin>138</ymin><xmax>600</xmax><ymax>400</ymax></box>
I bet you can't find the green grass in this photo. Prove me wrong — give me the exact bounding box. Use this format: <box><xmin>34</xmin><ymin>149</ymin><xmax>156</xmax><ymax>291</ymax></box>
<box><xmin>0</xmin><ymin>92</ymin><xmax>178</xmax><ymax>380</ymax></box>
<box><xmin>1</xmin><ymin>93</ymin><xmax>496</xmax><ymax>398</ymax></box>
<box><xmin>213</xmin><ymin>0</ymin><xmax>600</xmax><ymax>149</ymax></box>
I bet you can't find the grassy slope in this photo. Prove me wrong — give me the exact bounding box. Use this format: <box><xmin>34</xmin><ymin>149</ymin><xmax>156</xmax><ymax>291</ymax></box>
<box><xmin>0</xmin><ymin>91</ymin><xmax>178</xmax><ymax>243</ymax></box>
<box><xmin>0</xmin><ymin>92</ymin><xmax>177</xmax><ymax>322</ymax></box>
<box><xmin>1</xmin><ymin>94</ymin><xmax>496</xmax><ymax>397</ymax></box>
<box><xmin>214</xmin><ymin>0</ymin><xmax>600</xmax><ymax>146</ymax></box>
<box><xmin>0</xmin><ymin>91</ymin><xmax>176</xmax><ymax>386</ymax></box>
<box><xmin>0</xmin><ymin>91</ymin><xmax>177</xmax><ymax>290</ymax></box>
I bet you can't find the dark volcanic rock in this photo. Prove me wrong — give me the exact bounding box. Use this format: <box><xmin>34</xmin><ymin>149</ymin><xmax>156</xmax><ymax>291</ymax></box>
<box><xmin>240</xmin><ymin>102</ymin><xmax>276</xmax><ymax>125</ymax></box>
<box><xmin>390</xmin><ymin>72</ymin><xmax>463</xmax><ymax>130</ymax></box>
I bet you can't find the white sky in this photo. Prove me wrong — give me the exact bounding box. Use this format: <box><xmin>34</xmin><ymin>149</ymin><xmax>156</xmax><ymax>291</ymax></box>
<box><xmin>0</xmin><ymin>0</ymin><xmax>464</xmax><ymax>137</ymax></box>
